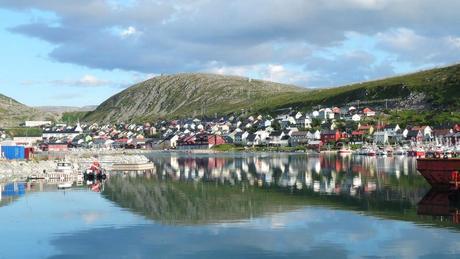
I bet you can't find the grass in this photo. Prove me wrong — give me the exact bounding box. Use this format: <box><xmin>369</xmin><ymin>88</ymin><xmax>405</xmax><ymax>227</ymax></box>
<box><xmin>5</xmin><ymin>127</ymin><xmax>43</xmax><ymax>137</ymax></box>
<box><xmin>61</xmin><ymin>111</ymin><xmax>89</xmax><ymax>124</ymax></box>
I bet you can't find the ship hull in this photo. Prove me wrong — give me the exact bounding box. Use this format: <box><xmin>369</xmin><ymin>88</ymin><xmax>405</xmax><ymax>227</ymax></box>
<box><xmin>417</xmin><ymin>158</ymin><xmax>460</xmax><ymax>190</ymax></box>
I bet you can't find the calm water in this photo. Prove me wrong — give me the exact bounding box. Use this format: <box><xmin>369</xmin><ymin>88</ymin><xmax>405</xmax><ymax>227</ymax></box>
<box><xmin>2</xmin><ymin>153</ymin><xmax>460</xmax><ymax>258</ymax></box>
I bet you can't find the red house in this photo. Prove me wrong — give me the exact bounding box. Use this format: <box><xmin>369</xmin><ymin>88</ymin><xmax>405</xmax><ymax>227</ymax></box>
<box><xmin>177</xmin><ymin>133</ymin><xmax>226</xmax><ymax>150</ymax></box>
<box><xmin>363</xmin><ymin>107</ymin><xmax>376</xmax><ymax>117</ymax></box>
<box><xmin>321</xmin><ymin>130</ymin><xmax>341</xmax><ymax>143</ymax></box>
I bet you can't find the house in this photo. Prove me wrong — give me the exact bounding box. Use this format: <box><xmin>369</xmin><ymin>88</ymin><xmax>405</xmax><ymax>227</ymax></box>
<box><xmin>407</xmin><ymin>130</ymin><xmax>423</xmax><ymax>143</ymax></box>
<box><xmin>177</xmin><ymin>133</ymin><xmax>226</xmax><ymax>150</ymax></box>
<box><xmin>295</xmin><ymin>115</ymin><xmax>312</xmax><ymax>129</ymax></box>
<box><xmin>280</xmin><ymin>116</ymin><xmax>296</xmax><ymax>129</ymax></box>
<box><xmin>42</xmin><ymin>124</ymin><xmax>83</xmax><ymax>140</ymax></box>
<box><xmin>161</xmin><ymin>134</ymin><xmax>179</xmax><ymax>149</ymax></box>
<box><xmin>384</xmin><ymin>124</ymin><xmax>401</xmax><ymax>134</ymax></box>
<box><xmin>321</xmin><ymin>130</ymin><xmax>341</xmax><ymax>143</ymax></box>
<box><xmin>319</xmin><ymin>108</ymin><xmax>334</xmax><ymax>120</ymax></box>
<box><xmin>373</xmin><ymin>131</ymin><xmax>389</xmax><ymax>144</ymax></box>
<box><xmin>234</xmin><ymin>131</ymin><xmax>249</xmax><ymax>145</ymax></box>
<box><xmin>13</xmin><ymin>136</ymin><xmax>42</xmax><ymax>146</ymax></box>
<box><xmin>246</xmin><ymin>133</ymin><xmax>261</xmax><ymax>146</ymax></box>
<box><xmin>289</xmin><ymin>131</ymin><xmax>309</xmax><ymax>146</ymax></box>
<box><xmin>357</xmin><ymin>124</ymin><xmax>374</xmax><ymax>135</ymax></box>
<box><xmin>351</xmin><ymin>114</ymin><xmax>361</xmax><ymax>122</ymax></box>
<box><xmin>411</xmin><ymin>126</ymin><xmax>432</xmax><ymax>140</ymax></box>
<box><xmin>363</xmin><ymin>108</ymin><xmax>376</xmax><ymax>117</ymax></box>
<box><xmin>24</xmin><ymin>121</ymin><xmax>52</xmax><ymax>127</ymax></box>
<box><xmin>268</xmin><ymin>131</ymin><xmax>285</xmax><ymax>146</ymax></box>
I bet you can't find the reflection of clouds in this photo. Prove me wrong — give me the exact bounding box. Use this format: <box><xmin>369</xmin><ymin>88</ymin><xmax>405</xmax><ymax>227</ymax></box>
<box><xmin>82</xmin><ymin>211</ymin><xmax>105</xmax><ymax>224</ymax></box>
<box><xmin>49</xmin><ymin>206</ymin><xmax>460</xmax><ymax>258</ymax></box>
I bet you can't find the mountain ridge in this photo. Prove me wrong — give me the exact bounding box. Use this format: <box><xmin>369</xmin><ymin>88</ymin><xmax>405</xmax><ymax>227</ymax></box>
<box><xmin>85</xmin><ymin>64</ymin><xmax>460</xmax><ymax>123</ymax></box>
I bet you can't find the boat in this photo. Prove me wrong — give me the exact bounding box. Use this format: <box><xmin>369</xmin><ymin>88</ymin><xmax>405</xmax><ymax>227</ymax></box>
<box><xmin>57</xmin><ymin>182</ymin><xmax>73</xmax><ymax>189</ymax></box>
<box><xmin>45</xmin><ymin>161</ymin><xmax>82</xmax><ymax>181</ymax></box>
<box><xmin>338</xmin><ymin>146</ymin><xmax>352</xmax><ymax>154</ymax></box>
<box><xmin>83</xmin><ymin>161</ymin><xmax>107</xmax><ymax>182</ymax></box>
<box><xmin>408</xmin><ymin>147</ymin><xmax>425</xmax><ymax>158</ymax></box>
<box><xmin>417</xmin><ymin>158</ymin><xmax>460</xmax><ymax>189</ymax></box>
<box><xmin>376</xmin><ymin>149</ymin><xmax>387</xmax><ymax>156</ymax></box>
<box><xmin>393</xmin><ymin>146</ymin><xmax>406</xmax><ymax>156</ymax></box>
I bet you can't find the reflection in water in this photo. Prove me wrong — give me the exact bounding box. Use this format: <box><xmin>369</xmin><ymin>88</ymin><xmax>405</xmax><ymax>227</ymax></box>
<box><xmin>103</xmin><ymin>154</ymin><xmax>458</xmax><ymax>227</ymax></box>
<box><xmin>418</xmin><ymin>190</ymin><xmax>460</xmax><ymax>224</ymax></box>
<box><xmin>5</xmin><ymin>154</ymin><xmax>460</xmax><ymax>258</ymax></box>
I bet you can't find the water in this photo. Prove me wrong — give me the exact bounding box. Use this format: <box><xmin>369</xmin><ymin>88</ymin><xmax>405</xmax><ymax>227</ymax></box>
<box><xmin>1</xmin><ymin>153</ymin><xmax>460</xmax><ymax>258</ymax></box>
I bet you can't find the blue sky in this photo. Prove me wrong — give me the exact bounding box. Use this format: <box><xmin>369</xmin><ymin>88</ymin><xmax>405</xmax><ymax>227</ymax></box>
<box><xmin>0</xmin><ymin>0</ymin><xmax>459</xmax><ymax>107</ymax></box>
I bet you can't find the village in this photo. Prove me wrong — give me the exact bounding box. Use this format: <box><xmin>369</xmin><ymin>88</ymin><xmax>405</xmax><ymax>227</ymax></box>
<box><xmin>1</xmin><ymin>105</ymin><xmax>460</xmax><ymax>160</ymax></box>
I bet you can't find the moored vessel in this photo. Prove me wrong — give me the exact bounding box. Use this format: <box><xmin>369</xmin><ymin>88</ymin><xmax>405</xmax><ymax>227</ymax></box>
<box><xmin>417</xmin><ymin>158</ymin><xmax>460</xmax><ymax>189</ymax></box>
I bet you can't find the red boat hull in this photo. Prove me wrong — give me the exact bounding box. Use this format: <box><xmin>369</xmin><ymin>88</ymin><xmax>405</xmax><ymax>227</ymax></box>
<box><xmin>417</xmin><ymin>158</ymin><xmax>460</xmax><ymax>190</ymax></box>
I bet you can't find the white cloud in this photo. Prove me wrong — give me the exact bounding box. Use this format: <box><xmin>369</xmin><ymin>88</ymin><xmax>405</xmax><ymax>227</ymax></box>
<box><xmin>206</xmin><ymin>64</ymin><xmax>310</xmax><ymax>87</ymax></box>
<box><xmin>2</xmin><ymin>0</ymin><xmax>460</xmax><ymax>87</ymax></box>
<box><xmin>120</xmin><ymin>26</ymin><xmax>139</xmax><ymax>38</ymax></box>
<box><xmin>377</xmin><ymin>28</ymin><xmax>460</xmax><ymax>65</ymax></box>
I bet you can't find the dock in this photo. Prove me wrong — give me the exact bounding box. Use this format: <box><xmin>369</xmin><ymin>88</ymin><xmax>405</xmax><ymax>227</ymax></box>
<box><xmin>109</xmin><ymin>162</ymin><xmax>155</xmax><ymax>172</ymax></box>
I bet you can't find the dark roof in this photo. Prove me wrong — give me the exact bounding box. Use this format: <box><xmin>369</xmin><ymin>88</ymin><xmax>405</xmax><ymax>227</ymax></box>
<box><xmin>407</xmin><ymin>130</ymin><xmax>421</xmax><ymax>138</ymax></box>
<box><xmin>269</xmin><ymin>131</ymin><xmax>282</xmax><ymax>137</ymax></box>
<box><xmin>246</xmin><ymin>133</ymin><xmax>257</xmax><ymax>142</ymax></box>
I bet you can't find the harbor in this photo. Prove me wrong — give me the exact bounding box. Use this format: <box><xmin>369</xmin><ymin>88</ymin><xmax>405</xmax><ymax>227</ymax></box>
<box><xmin>3</xmin><ymin>152</ymin><xmax>460</xmax><ymax>258</ymax></box>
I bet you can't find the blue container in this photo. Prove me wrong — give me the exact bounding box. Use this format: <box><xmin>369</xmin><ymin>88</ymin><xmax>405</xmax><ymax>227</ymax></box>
<box><xmin>2</xmin><ymin>182</ymin><xmax>26</xmax><ymax>196</ymax></box>
<box><xmin>1</xmin><ymin>146</ymin><xmax>25</xmax><ymax>160</ymax></box>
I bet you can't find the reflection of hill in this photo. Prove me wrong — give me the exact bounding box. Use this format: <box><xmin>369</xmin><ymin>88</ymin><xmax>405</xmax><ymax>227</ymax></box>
<box><xmin>102</xmin><ymin>176</ymin><xmax>306</xmax><ymax>225</ymax></box>
<box><xmin>103</xmin><ymin>175</ymin><xmax>437</xmax><ymax>228</ymax></box>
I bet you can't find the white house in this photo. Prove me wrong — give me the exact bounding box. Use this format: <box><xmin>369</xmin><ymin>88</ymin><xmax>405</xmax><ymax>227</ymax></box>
<box><xmin>351</xmin><ymin>114</ymin><xmax>361</xmax><ymax>122</ymax></box>
<box><xmin>373</xmin><ymin>131</ymin><xmax>389</xmax><ymax>144</ymax></box>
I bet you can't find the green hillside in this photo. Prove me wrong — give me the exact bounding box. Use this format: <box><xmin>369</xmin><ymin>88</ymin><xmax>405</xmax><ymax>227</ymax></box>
<box><xmin>84</xmin><ymin>73</ymin><xmax>305</xmax><ymax>123</ymax></box>
<box><xmin>86</xmin><ymin>64</ymin><xmax>460</xmax><ymax>123</ymax></box>
<box><xmin>0</xmin><ymin>94</ymin><xmax>57</xmax><ymax>128</ymax></box>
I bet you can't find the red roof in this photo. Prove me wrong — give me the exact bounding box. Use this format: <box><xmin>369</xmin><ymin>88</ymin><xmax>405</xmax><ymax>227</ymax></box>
<box><xmin>363</xmin><ymin>107</ymin><xmax>373</xmax><ymax>113</ymax></box>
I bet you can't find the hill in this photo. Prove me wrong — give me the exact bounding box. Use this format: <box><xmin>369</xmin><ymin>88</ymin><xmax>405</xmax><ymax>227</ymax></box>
<box><xmin>85</xmin><ymin>64</ymin><xmax>460</xmax><ymax>123</ymax></box>
<box><xmin>256</xmin><ymin>63</ymin><xmax>460</xmax><ymax>113</ymax></box>
<box><xmin>0</xmin><ymin>94</ymin><xmax>57</xmax><ymax>128</ymax></box>
<box><xmin>84</xmin><ymin>73</ymin><xmax>305</xmax><ymax>122</ymax></box>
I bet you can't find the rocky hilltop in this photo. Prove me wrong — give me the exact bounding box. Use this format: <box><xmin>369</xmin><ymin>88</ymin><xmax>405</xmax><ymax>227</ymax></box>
<box><xmin>84</xmin><ymin>73</ymin><xmax>305</xmax><ymax>123</ymax></box>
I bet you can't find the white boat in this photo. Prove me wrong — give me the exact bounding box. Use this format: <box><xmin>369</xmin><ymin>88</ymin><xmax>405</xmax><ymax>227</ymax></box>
<box><xmin>393</xmin><ymin>146</ymin><xmax>406</xmax><ymax>156</ymax></box>
<box><xmin>57</xmin><ymin>182</ymin><xmax>73</xmax><ymax>189</ymax></box>
<box><xmin>376</xmin><ymin>149</ymin><xmax>387</xmax><ymax>156</ymax></box>
<box><xmin>338</xmin><ymin>147</ymin><xmax>352</xmax><ymax>154</ymax></box>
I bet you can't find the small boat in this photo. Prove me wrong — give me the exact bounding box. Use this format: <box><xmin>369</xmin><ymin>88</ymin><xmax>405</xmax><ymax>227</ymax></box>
<box><xmin>57</xmin><ymin>182</ymin><xmax>73</xmax><ymax>189</ymax></box>
<box><xmin>367</xmin><ymin>149</ymin><xmax>376</xmax><ymax>156</ymax></box>
<box><xmin>83</xmin><ymin>161</ymin><xmax>107</xmax><ymax>182</ymax></box>
<box><xmin>376</xmin><ymin>149</ymin><xmax>387</xmax><ymax>156</ymax></box>
<box><xmin>393</xmin><ymin>146</ymin><xmax>407</xmax><ymax>156</ymax></box>
<box><xmin>408</xmin><ymin>147</ymin><xmax>425</xmax><ymax>158</ymax></box>
<box><xmin>338</xmin><ymin>147</ymin><xmax>352</xmax><ymax>154</ymax></box>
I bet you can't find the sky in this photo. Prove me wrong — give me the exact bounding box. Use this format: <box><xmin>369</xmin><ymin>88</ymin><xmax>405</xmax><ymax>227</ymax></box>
<box><xmin>0</xmin><ymin>0</ymin><xmax>459</xmax><ymax>107</ymax></box>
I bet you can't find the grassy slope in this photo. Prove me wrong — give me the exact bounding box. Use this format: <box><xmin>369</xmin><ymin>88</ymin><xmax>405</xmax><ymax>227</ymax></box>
<box><xmin>255</xmin><ymin>64</ymin><xmax>460</xmax><ymax>112</ymax></box>
<box><xmin>84</xmin><ymin>73</ymin><xmax>305</xmax><ymax>123</ymax></box>
<box><xmin>85</xmin><ymin>64</ymin><xmax>460</xmax><ymax>123</ymax></box>
<box><xmin>0</xmin><ymin>94</ymin><xmax>58</xmax><ymax>128</ymax></box>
